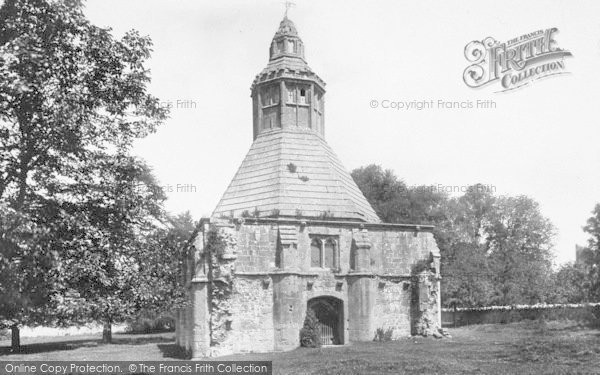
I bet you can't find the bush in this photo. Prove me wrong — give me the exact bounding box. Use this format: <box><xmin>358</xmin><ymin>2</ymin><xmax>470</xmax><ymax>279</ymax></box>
<box><xmin>442</xmin><ymin>303</ymin><xmax>600</xmax><ymax>327</ymax></box>
<box><xmin>508</xmin><ymin>310</ymin><xmax>523</xmax><ymax>323</ymax></box>
<box><xmin>300</xmin><ymin>309</ymin><xmax>321</xmax><ymax>348</ymax></box>
<box><xmin>590</xmin><ymin>305</ymin><xmax>600</xmax><ymax>328</ymax></box>
<box><xmin>127</xmin><ymin>310</ymin><xmax>174</xmax><ymax>334</ymax></box>
<box><xmin>373</xmin><ymin>327</ymin><xmax>394</xmax><ymax>342</ymax></box>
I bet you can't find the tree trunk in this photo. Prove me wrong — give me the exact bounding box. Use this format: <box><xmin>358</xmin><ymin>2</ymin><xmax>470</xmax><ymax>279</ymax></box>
<box><xmin>102</xmin><ymin>319</ymin><xmax>112</xmax><ymax>344</ymax></box>
<box><xmin>11</xmin><ymin>324</ymin><xmax>20</xmax><ymax>353</ymax></box>
<box><xmin>453</xmin><ymin>303</ymin><xmax>457</xmax><ymax>328</ymax></box>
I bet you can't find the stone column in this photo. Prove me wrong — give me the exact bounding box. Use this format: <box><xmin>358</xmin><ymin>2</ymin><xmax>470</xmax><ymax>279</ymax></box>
<box><xmin>348</xmin><ymin>230</ymin><xmax>374</xmax><ymax>341</ymax></box>
<box><xmin>437</xmin><ymin>279</ymin><xmax>442</xmax><ymax>327</ymax></box>
<box><xmin>252</xmin><ymin>93</ymin><xmax>258</xmax><ymax>139</ymax></box>
<box><xmin>187</xmin><ymin>303</ymin><xmax>193</xmax><ymax>353</ymax></box>
<box><xmin>321</xmin><ymin>94</ymin><xmax>325</xmax><ymax>136</ymax></box>
<box><xmin>181</xmin><ymin>303</ymin><xmax>187</xmax><ymax>351</ymax></box>
<box><xmin>257</xmin><ymin>89</ymin><xmax>263</xmax><ymax>132</ymax></box>
<box><xmin>277</xmin><ymin>225</ymin><xmax>299</xmax><ymax>271</ymax></box>
<box><xmin>354</xmin><ymin>244</ymin><xmax>370</xmax><ymax>272</ymax></box>
<box><xmin>282</xmin><ymin>244</ymin><xmax>300</xmax><ymax>271</ymax></box>
<box><xmin>272</xmin><ymin>274</ymin><xmax>303</xmax><ymax>351</ymax></box>
<box><xmin>175</xmin><ymin>308</ymin><xmax>181</xmax><ymax>346</ymax></box>
<box><xmin>347</xmin><ymin>276</ymin><xmax>374</xmax><ymax>341</ymax></box>
<box><xmin>309</xmin><ymin>83</ymin><xmax>315</xmax><ymax>129</ymax></box>
<box><xmin>279</xmin><ymin>80</ymin><xmax>285</xmax><ymax>128</ymax></box>
<box><xmin>431</xmin><ymin>252</ymin><xmax>442</xmax><ymax>327</ymax></box>
<box><xmin>412</xmin><ymin>271</ymin><xmax>440</xmax><ymax>336</ymax></box>
<box><xmin>190</xmin><ymin>278</ymin><xmax>210</xmax><ymax>359</ymax></box>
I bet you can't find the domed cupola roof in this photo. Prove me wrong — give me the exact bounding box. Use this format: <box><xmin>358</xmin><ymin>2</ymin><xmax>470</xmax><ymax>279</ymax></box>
<box><xmin>251</xmin><ymin>17</ymin><xmax>325</xmax><ymax>92</ymax></box>
<box><xmin>274</xmin><ymin>16</ymin><xmax>299</xmax><ymax>38</ymax></box>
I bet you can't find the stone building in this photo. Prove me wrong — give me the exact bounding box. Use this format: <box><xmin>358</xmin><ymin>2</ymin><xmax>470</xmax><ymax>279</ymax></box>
<box><xmin>176</xmin><ymin>16</ymin><xmax>442</xmax><ymax>358</ymax></box>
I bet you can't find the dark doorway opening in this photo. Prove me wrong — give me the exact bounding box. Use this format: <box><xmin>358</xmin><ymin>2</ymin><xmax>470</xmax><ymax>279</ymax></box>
<box><xmin>307</xmin><ymin>296</ymin><xmax>344</xmax><ymax>345</ymax></box>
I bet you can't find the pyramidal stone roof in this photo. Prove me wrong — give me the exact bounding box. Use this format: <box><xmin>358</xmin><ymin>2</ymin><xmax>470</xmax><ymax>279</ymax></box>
<box><xmin>212</xmin><ymin>128</ymin><xmax>380</xmax><ymax>222</ymax></box>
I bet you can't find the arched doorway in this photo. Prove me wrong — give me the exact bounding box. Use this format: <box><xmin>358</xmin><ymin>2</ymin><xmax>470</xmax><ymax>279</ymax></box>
<box><xmin>306</xmin><ymin>296</ymin><xmax>344</xmax><ymax>345</ymax></box>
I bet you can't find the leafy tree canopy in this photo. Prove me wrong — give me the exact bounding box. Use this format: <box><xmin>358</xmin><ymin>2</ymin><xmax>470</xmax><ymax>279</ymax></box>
<box><xmin>0</xmin><ymin>0</ymin><xmax>168</xmax><ymax>348</ymax></box>
<box><xmin>351</xmin><ymin>164</ymin><xmax>556</xmax><ymax>307</ymax></box>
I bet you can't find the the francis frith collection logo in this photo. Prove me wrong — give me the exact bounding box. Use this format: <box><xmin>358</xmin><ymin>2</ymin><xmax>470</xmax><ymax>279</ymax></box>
<box><xmin>463</xmin><ymin>28</ymin><xmax>572</xmax><ymax>92</ymax></box>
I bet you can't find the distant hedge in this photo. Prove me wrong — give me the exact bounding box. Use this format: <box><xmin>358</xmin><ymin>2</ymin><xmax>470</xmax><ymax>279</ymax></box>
<box><xmin>441</xmin><ymin>303</ymin><xmax>600</xmax><ymax>327</ymax></box>
<box><xmin>126</xmin><ymin>311</ymin><xmax>175</xmax><ymax>334</ymax></box>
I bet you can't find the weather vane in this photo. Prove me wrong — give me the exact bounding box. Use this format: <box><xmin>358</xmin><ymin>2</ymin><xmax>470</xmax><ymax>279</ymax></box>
<box><xmin>283</xmin><ymin>1</ymin><xmax>296</xmax><ymax>18</ymax></box>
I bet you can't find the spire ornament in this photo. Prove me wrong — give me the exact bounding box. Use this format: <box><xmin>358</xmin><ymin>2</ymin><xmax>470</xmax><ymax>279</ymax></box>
<box><xmin>283</xmin><ymin>1</ymin><xmax>295</xmax><ymax>18</ymax></box>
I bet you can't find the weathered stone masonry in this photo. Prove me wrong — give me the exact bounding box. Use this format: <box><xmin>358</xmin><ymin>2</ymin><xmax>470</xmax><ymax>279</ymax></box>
<box><xmin>175</xmin><ymin>15</ymin><xmax>442</xmax><ymax>358</ymax></box>
<box><xmin>176</xmin><ymin>218</ymin><xmax>441</xmax><ymax>357</ymax></box>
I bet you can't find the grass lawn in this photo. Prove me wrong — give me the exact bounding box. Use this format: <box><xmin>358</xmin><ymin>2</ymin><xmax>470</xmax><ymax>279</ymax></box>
<box><xmin>2</xmin><ymin>321</ymin><xmax>600</xmax><ymax>374</ymax></box>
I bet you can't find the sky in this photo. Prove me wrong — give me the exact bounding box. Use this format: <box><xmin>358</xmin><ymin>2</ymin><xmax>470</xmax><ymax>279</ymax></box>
<box><xmin>81</xmin><ymin>0</ymin><xmax>600</xmax><ymax>264</ymax></box>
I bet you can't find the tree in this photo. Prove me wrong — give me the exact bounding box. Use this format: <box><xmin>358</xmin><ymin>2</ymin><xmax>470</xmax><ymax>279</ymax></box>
<box><xmin>0</xmin><ymin>0</ymin><xmax>167</xmax><ymax>350</ymax></box>
<box><xmin>441</xmin><ymin>241</ymin><xmax>493</xmax><ymax>307</ymax></box>
<box><xmin>350</xmin><ymin>167</ymin><xmax>496</xmax><ymax>307</ymax></box>
<box><xmin>350</xmin><ymin>165</ymin><xmax>411</xmax><ymax>223</ymax></box>
<box><xmin>583</xmin><ymin>204</ymin><xmax>600</xmax><ymax>254</ymax></box>
<box><xmin>44</xmin><ymin>156</ymin><xmax>191</xmax><ymax>343</ymax></box>
<box><xmin>59</xmin><ymin>154</ymin><xmax>167</xmax><ymax>343</ymax></box>
<box><xmin>438</xmin><ymin>186</ymin><xmax>496</xmax><ymax>307</ymax></box>
<box><xmin>549</xmin><ymin>263</ymin><xmax>592</xmax><ymax>303</ymax></box>
<box><xmin>0</xmin><ymin>204</ymin><xmax>57</xmax><ymax>351</ymax></box>
<box><xmin>486</xmin><ymin>196</ymin><xmax>555</xmax><ymax>305</ymax></box>
<box><xmin>582</xmin><ymin>204</ymin><xmax>600</xmax><ymax>300</ymax></box>
<box><xmin>350</xmin><ymin>164</ymin><xmax>448</xmax><ymax>224</ymax></box>
<box><xmin>134</xmin><ymin>212</ymin><xmax>195</xmax><ymax>324</ymax></box>
<box><xmin>299</xmin><ymin>308</ymin><xmax>321</xmax><ymax>348</ymax></box>
<box><xmin>351</xmin><ymin>165</ymin><xmax>557</xmax><ymax>308</ymax></box>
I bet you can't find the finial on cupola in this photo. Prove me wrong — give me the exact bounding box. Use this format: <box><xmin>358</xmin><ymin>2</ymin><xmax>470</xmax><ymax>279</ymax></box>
<box><xmin>283</xmin><ymin>1</ymin><xmax>295</xmax><ymax>18</ymax></box>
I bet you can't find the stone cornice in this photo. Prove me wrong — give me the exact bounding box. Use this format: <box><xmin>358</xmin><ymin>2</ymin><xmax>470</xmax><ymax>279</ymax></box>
<box><xmin>251</xmin><ymin>69</ymin><xmax>326</xmax><ymax>92</ymax></box>
<box><xmin>231</xmin><ymin>271</ymin><xmax>419</xmax><ymax>279</ymax></box>
<box><xmin>213</xmin><ymin>216</ymin><xmax>434</xmax><ymax>232</ymax></box>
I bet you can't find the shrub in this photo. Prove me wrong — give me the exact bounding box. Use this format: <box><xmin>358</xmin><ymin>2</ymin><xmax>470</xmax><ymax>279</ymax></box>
<box><xmin>127</xmin><ymin>310</ymin><xmax>174</xmax><ymax>334</ymax></box>
<box><xmin>535</xmin><ymin>314</ymin><xmax>549</xmax><ymax>334</ymax></box>
<box><xmin>590</xmin><ymin>305</ymin><xmax>600</xmax><ymax>328</ymax></box>
<box><xmin>508</xmin><ymin>310</ymin><xmax>523</xmax><ymax>323</ymax></box>
<box><xmin>373</xmin><ymin>327</ymin><xmax>394</xmax><ymax>342</ymax></box>
<box><xmin>442</xmin><ymin>303</ymin><xmax>600</xmax><ymax>328</ymax></box>
<box><xmin>286</xmin><ymin>163</ymin><xmax>297</xmax><ymax>173</ymax></box>
<box><xmin>300</xmin><ymin>309</ymin><xmax>321</xmax><ymax>348</ymax></box>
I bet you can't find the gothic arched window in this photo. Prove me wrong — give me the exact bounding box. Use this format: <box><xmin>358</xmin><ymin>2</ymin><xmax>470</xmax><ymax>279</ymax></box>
<box><xmin>310</xmin><ymin>238</ymin><xmax>321</xmax><ymax>268</ymax></box>
<box><xmin>309</xmin><ymin>236</ymin><xmax>339</xmax><ymax>270</ymax></box>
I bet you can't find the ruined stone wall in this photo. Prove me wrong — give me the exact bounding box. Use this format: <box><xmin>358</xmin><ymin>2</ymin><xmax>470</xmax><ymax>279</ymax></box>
<box><xmin>176</xmin><ymin>219</ymin><xmax>442</xmax><ymax>357</ymax></box>
<box><xmin>411</xmin><ymin>272</ymin><xmax>441</xmax><ymax>336</ymax></box>
<box><xmin>234</xmin><ymin>223</ymin><xmax>277</xmax><ymax>272</ymax></box>
<box><xmin>209</xmin><ymin>277</ymin><xmax>274</xmax><ymax>356</ymax></box>
<box><xmin>372</xmin><ymin>278</ymin><xmax>412</xmax><ymax>339</ymax></box>
<box><xmin>369</xmin><ymin>230</ymin><xmax>437</xmax><ymax>275</ymax></box>
<box><xmin>182</xmin><ymin>222</ymin><xmax>278</xmax><ymax>357</ymax></box>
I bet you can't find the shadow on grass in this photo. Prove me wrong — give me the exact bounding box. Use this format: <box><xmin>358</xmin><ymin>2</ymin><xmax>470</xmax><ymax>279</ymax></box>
<box><xmin>0</xmin><ymin>335</ymin><xmax>174</xmax><ymax>357</ymax></box>
<box><xmin>0</xmin><ymin>338</ymin><xmax>99</xmax><ymax>356</ymax></box>
<box><xmin>157</xmin><ymin>343</ymin><xmax>187</xmax><ymax>359</ymax></box>
<box><xmin>120</xmin><ymin>329</ymin><xmax>175</xmax><ymax>336</ymax></box>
